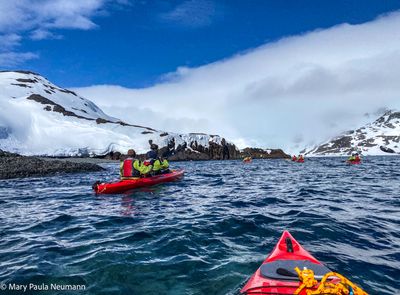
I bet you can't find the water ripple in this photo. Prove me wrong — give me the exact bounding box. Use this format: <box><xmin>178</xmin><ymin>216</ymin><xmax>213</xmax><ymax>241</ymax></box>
<box><xmin>0</xmin><ymin>157</ymin><xmax>399</xmax><ymax>294</ymax></box>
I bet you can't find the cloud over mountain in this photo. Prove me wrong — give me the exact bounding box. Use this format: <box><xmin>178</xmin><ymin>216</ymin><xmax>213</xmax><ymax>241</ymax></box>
<box><xmin>75</xmin><ymin>11</ymin><xmax>400</xmax><ymax>152</ymax></box>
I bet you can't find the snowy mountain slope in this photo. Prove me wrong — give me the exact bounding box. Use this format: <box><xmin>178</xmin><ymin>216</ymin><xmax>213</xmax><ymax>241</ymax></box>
<box><xmin>0</xmin><ymin>71</ymin><xmax>228</xmax><ymax>156</ymax></box>
<box><xmin>304</xmin><ymin>110</ymin><xmax>400</xmax><ymax>156</ymax></box>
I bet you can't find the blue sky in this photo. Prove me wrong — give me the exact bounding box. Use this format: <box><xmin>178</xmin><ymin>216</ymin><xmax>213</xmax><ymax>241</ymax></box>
<box><xmin>2</xmin><ymin>0</ymin><xmax>400</xmax><ymax>88</ymax></box>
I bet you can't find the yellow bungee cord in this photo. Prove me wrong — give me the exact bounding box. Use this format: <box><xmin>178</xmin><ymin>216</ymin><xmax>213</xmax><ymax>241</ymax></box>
<box><xmin>294</xmin><ymin>267</ymin><xmax>368</xmax><ymax>295</ymax></box>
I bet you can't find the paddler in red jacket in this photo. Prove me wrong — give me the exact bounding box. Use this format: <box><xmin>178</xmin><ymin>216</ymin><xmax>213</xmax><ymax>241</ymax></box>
<box><xmin>120</xmin><ymin>150</ymin><xmax>152</xmax><ymax>179</ymax></box>
<box><xmin>292</xmin><ymin>155</ymin><xmax>297</xmax><ymax>161</ymax></box>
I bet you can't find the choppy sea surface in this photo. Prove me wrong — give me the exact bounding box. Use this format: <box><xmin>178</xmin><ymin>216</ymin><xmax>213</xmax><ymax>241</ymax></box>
<box><xmin>0</xmin><ymin>157</ymin><xmax>399</xmax><ymax>295</ymax></box>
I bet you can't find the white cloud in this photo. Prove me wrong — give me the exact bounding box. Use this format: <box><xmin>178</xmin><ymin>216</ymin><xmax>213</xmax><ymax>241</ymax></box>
<box><xmin>71</xmin><ymin>11</ymin><xmax>400</xmax><ymax>152</ymax></box>
<box><xmin>160</xmin><ymin>0</ymin><xmax>216</xmax><ymax>28</ymax></box>
<box><xmin>0</xmin><ymin>34</ymin><xmax>22</xmax><ymax>50</ymax></box>
<box><xmin>0</xmin><ymin>52</ymin><xmax>38</xmax><ymax>67</ymax></box>
<box><xmin>0</xmin><ymin>0</ymin><xmax>126</xmax><ymax>67</ymax></box>
<box><xmin>0</xmin><ymin>0</ymin><xmax>105</xmax><ymax>33</ymax></box>
<box><xmin>30</xmin><ymin>29</ymin><xmax>62</xmax><ymax>40</ymax></box>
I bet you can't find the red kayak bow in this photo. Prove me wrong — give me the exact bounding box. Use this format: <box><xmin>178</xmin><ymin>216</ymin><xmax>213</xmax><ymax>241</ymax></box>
<box><xmin>241</xmin><ymin>231</ymin><xmax>329</xmax><ymax>294</ymax></box>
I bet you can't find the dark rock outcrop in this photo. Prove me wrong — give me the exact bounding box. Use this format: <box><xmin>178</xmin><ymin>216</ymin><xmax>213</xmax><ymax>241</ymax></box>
<box><xmin>100</xmin><ymin>141</ymin><xmax>289</xmax><ymax>162</ymax></box>
<box><xmin>158</xmin><ymin>137</ymin><xmax>240</xmax><ymax>161</ymax></box>
<box><xmin>96</xmin><ymin>118</ymin><xmax>110</xmax><ymax>124</ymax></box>
<box><xmin>167</xmin><ymin>149</ymin><xmax>210</xmax><ymax>161</ymax></box>
<box><xmin>0</xmin><ymin>150</ymin><xmax>104</xmax><ymax>179</ymax></box>
<box><xmin>27</xmin><ymin>94</ymin><xmax>94</xmax><ymax>121</ymax></box>
<box><xmin>309</xmin><ymin>136</ymin><xmax>353</xmax><ymax>155</ymax></box>
<box><xmin>380</xmin><ymin>146</ymin><xmax>396</xmax><ymax>154</ymax></box>
<box><xmin>11</xmin><ymin>83</ymin><xmax>32</xmax><ymax>88</ymax></box>
<box><xmin>16</xmin><ymin>78</ymin><xmax>37</xmax><ymax>83</ymax></box>
<box><xmin>240</xmin><ymin>148</ymin><xmax>291</xmax><ymax>159</ymax></box>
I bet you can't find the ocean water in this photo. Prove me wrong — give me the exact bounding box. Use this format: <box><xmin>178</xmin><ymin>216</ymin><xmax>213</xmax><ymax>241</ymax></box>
<box><xmin>0</xmin><ymin>157</ymin><xmax>399</xmax><ymax>295</ymax></box>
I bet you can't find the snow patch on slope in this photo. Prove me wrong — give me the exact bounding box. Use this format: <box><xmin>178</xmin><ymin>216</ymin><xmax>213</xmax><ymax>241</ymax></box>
<box><xmin>305</xmin><ymin>110</ymin><xmax>400</xmax><ymax>156</ymax></box>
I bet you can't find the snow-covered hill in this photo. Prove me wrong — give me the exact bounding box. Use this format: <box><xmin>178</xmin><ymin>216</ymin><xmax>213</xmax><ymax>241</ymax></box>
<box><xmin>0</xmin><ymin>71</ymin><xmax>230</xmax><ymax>157</ymax></box>
<box><xmin>304</xmin><ymin>110</ymin><xmax>400</xmax><ymax>156</ymax></box>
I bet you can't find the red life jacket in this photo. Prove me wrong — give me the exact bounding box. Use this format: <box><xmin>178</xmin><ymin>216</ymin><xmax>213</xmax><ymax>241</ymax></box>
<box><xmin>122</xmin><ymin>158</ymin><xmax>134</xmax><ymax>177</ymax></box>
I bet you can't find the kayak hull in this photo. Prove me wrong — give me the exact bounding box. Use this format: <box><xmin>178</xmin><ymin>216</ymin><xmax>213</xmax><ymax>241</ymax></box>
<box><xmin>241</xmin><ymin>231</ymin><xmax>329</xmax><ymax>294</ymax></box>
<box><xmin>347</xmin><ymin>160</ymin><xmax>361</xmax><ymax>164</ymax></box>
<box><xmin>93</xmin><ymin>169</ymin><xmax>184</xmax><ymax>194</ymax></box>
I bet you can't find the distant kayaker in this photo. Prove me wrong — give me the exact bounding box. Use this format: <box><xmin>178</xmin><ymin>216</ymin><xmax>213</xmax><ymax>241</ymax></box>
<box><xmin>298</xmin><ymin>155</ymin><xmax>304</xmax><ymax>162</ymax></box>
<box><xmin>243</xmin><ymin>156</ymin><xmax>252</xmax><ymax>163</ymax></box>
<box><xmin>120</xmin><ymin>150</ymin><xmax>152</xmax><ymax>179</ymax></box>
<box><xmin>348</xmin><ymin>152</ymin><xmax>361</xmax><ymax>162</ymax></box>
<box><xmin>292</xmin><ymin>155</ymin><xmax>297</xmax><ymax>161</ymax></box>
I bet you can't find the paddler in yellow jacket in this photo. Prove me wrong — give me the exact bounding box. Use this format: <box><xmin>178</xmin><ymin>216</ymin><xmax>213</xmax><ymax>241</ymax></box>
<box><xmin>145</xmin><ymin>142</ymin><xmax>170</xmax><ymax>175</ymax></box>
<box><xmin>152</xmin><ymin>157</ymin><xmax>170</xmax><ymax>175</ymax></box>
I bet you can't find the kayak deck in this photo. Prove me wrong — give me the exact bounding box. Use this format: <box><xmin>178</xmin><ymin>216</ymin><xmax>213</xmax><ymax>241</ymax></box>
<box><xmin>93</xmin><ymin>169</ymin><xmax>184</xmax><ymax>194</ymax></box>
<box><xmin>241</xmin><ymin>231</ymin><xmax>330</xmax><ymax>294</ymax></box>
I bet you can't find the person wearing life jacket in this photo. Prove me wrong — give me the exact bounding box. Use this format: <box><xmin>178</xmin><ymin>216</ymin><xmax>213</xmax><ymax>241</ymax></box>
<box><xmin>348</xmin><ymin>151</ymin><xmax>358</xmax><ymax>162</ymax></box>
<box><xmin>354</xmin><ymin>153</ymin><xmax>361</xmax><ymax>162</ymax></box>
<box><xmin>292</xmin><ymin>155</ymin><xmax>297</xmax><ymax>161</ymax></box>
<box><xmin>120</xmin><ymin>150</ymin><xmax>152</xmax><ymax>179</ymax></box>
<box><xmin>297</xmin><ymin>154</ymin><xmax>304</xmax><ymax>162</ymax></box>
<box><xmin>152</xmin><ymin>157</ymin><xmax>170</xmax><ymax>175</ymax></box>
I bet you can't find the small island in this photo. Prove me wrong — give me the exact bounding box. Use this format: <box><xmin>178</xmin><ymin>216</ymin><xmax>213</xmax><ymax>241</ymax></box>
<box><xmin>0</xmin><ymin>150</ymin><xmax>104</xmax><ymax>180</ymax></box>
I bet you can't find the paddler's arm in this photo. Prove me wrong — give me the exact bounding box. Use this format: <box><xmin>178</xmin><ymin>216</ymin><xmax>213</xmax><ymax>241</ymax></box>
<box><xmin>161</xmin><ymin>159</ymin><xmax>169</xmax><ymax>169</ymax></box>
<box><xmin>140</xmin><ymin>164</ymin><xmax>153</xmax><ymax>176</ymax></box>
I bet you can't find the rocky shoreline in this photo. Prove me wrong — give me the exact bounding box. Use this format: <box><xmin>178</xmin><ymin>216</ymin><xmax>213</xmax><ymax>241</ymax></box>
<box><xmin>0</xmin><ymin>150</ymin><xmax>104</xmax><ymax>180</ymax></box>
<box><xmin>98</xmin><ymin>144</ymin><xmax>290</xmax><ymax>161</ymax></box>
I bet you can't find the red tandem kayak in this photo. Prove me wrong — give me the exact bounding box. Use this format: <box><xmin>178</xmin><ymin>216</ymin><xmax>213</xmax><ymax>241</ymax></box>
<box><xmin>241</xmin><ymin>231</ymin><xmax>367</xmax><ymax>295</ymax></box>
<box><xmin>93</xmin><ymin>169</ymin><xmax>184</xmax><ymax>194</ymax></box>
